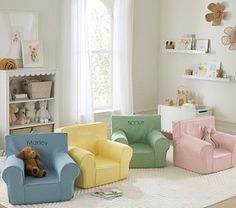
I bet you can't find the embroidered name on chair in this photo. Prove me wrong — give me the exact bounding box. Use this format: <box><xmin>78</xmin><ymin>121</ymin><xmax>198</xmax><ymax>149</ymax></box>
<box><xmin>128</xmin><ymin>121</ymin><xmax>144</xmax><ymax>126</ymax></box>
<box><xmin>26</xmin><ymin>140</ymin><xmax>48</xmax><ymax>146</ymax></box>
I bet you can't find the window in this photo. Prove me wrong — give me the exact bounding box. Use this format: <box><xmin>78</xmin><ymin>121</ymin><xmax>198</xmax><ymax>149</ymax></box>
<box><xmin>87</xmin><ymin>0</ymin><xmax>113</xmax><ymax>111</ymax></box>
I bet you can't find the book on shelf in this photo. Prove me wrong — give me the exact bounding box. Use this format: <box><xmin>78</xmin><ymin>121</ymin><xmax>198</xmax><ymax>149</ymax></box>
<box><xmin>91</xmin><ymin>187</ymin><xmax>122</xmax><ymax>200</ymax></box>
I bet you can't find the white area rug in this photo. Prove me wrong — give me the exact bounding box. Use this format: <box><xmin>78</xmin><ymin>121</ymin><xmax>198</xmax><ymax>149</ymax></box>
<box><xmin>1</xmin><ymin>147</ymin><xmax>236</xmax><ymax>208</ymax></box>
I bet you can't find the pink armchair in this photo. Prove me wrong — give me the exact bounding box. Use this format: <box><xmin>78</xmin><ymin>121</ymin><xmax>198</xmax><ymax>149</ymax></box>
<box><xmin>172</xmin><ymin>116</ymin><xmax>236</xmax><ymax>174</ymax></box>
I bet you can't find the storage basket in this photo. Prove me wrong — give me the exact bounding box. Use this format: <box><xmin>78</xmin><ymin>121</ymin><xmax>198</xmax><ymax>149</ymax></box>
<box><xmin>22</xmin><ymin>80</ymin><xmax>52</xmax><ymax>99</ymax></box>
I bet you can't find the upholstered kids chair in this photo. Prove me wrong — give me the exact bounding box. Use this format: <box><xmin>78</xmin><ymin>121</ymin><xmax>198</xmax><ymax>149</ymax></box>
<box><xmin>55</xmin><ymin>123</ymin><xmax>132</xmax><ymax>188</ymax></box>
<box><xmin>2</xmin><ymin>133</ymin><xmax>79</xmax><ymax>205</ymax></box>
<box><xmin>112</xmin><ymin>115</ymin><xmax>170</xmax><ymax>168</ymax></box>
<box><xmin>173</xmin><ymin>116</ymin><xmax>236</xmax><ymax>174</ymax></box>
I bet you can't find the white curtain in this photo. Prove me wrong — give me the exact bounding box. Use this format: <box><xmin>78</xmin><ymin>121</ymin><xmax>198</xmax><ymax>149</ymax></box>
<box><xmin>60</xmin><ymin>0</ymin><xmax>94</xmax><ymax>125</ymax></box>
<box><xmin>113</xmin><ymin>0</ymin><xmax>134</xmax><ymax>115</ymax></box>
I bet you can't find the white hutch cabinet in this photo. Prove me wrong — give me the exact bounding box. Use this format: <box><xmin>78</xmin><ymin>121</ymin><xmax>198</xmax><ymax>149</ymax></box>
<box><xmin>158</xmin><ymin>104</ymin><xmax>212</xmax><ymax>133</ymax></box>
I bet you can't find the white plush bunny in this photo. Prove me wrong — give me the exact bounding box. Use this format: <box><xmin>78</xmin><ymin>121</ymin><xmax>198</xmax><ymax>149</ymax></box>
<box><xmin>36</xmin><ymin>101</ymin><xmax>50</xmax><ymax>123</ymax></box>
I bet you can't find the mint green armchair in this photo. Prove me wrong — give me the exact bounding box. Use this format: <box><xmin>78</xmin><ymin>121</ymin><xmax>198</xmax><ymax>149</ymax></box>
<box><xmin>112</xmin><ymin>115</ymin><xmax>170</xmax><ymax>168</ymax></box>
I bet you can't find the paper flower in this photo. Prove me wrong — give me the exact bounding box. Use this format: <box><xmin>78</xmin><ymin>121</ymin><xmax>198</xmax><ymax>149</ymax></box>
<box><xmin>205</xmin><ymin>3</ymin><xmax>225</xmax><ymax>26</ymax></box>
<box><xmin>221</xmin><ymin>27</ymin><xmax>236</xmax><ymax>50</ymax></box>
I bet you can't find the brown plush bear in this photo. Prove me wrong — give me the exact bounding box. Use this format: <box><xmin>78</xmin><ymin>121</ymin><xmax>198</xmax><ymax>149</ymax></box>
<box><xmin>9</xmin><ymin>104</ymin><xmax>19</xmax><ymax>126</ymax></box>
<box><xmin>15</xmin><ymin>146</ymin><xmax>46</xmax><ymax>177</ymax></box>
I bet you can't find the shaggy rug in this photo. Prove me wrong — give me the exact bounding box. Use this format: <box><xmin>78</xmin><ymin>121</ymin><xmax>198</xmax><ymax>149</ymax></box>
<box><xmin>1</xmin><ymin>148</ymin><xmax>236</xmax><ymax>208</ymax></box>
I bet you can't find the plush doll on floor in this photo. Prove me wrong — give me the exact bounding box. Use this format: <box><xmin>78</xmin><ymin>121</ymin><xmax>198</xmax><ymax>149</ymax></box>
<box><xmin>15</xmin><ymin>146</ymin><xmax>46</xmax><ymax>177</ymax></box>
<box><xmin>201</xmin><ymin>126</ymin><xmax>219</xmax><ymax>148</ymax></box>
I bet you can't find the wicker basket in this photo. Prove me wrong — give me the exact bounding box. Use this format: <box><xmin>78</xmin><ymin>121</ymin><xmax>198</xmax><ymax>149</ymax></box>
<box><xmin>23</xmin><ymin>80</ymin><xmax>52</xmax><ymax>99</ymax></box>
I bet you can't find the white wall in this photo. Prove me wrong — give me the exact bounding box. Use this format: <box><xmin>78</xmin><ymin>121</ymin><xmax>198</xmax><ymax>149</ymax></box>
<box><xmin>159</xmin><ymin>0</ymin><xmax>236</xmax><ymax>133</ymax></box>
<box><xmin>0</xmin><ymin>0</ymin><xmax>60</xmax><ymax>69</ymax></box>
<box><xmin>133</xmin><ymin>0</ymin><xmax>160</xmax><ymax>113</ymax></box>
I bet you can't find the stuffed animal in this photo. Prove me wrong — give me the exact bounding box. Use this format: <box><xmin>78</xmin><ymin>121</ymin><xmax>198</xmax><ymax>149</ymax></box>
<box><xmin>36</xmin><ymin>101</ymin><xmax>50</xmax><ymax>123</ymax></box>
<box><xmin>15</xmin><ymin>107</ymin><xmax>27</xmax><ymax>125</ymax></box>
<box><xmin>25</xmin><ymin>102</ymin><xmax>36</xmax><ymax>124</ymax></box>
<box><xmin>15</xmin><ymin>146</ymin><xmax>46</xmax><ymax>177</ymax></box>
<box><xmin>201</xmin><ymin>126</ymin><xmax>218</xmax><ymax>148</ymax></box>
<box><xmin>9</xmin><ymin>104</ymin><xmax>19</xmax><ymax>126</ymax></box>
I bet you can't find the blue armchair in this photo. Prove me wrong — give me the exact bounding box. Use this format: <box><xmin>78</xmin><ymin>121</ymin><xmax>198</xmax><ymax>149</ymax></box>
<box><xmin>2</xmin><ymin>133</ymin><xmax>79</xmax><ymax>205</ymax></box>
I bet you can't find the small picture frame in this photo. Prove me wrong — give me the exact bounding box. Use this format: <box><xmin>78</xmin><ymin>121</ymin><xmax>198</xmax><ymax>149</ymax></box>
<box><xmin>175</xmin><ymin>38</ymin><xmax>193</xmax><ymax>50</ymax></box>
<box><xmin>195</xmin><ymin>39</ymin><xmax>209</xmax><ymax>52</ymax></box>
<box><xmin>22</xmin><ymin>40</ymin><xmax>44</xmax><ymax>68</ymax></box>
<box><xmin>206</xmin><ymin>62</ymin><xmax>221</xmax><ymax>78</ymax></box>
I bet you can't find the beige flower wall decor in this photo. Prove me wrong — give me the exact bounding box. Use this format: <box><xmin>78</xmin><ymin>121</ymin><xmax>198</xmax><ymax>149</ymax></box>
<box><xmin>205</xmin><ymin>3</ymin><xmax>225</xmax><ymax>26</ymax></box>
<box><xmin>221</xmin><ymin>27</ymin><xmax>236</xmax><ymax>50</ymax></box>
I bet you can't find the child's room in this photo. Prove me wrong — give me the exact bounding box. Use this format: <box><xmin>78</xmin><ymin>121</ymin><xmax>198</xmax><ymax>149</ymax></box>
<box><xmin>0</xmin><ymin>0</ymin><xmax>236</xmax><ymax>207</ymax></box>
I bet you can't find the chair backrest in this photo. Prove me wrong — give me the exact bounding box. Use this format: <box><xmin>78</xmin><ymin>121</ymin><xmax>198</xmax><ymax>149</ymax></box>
<box><xmin>5</xmin><ymin>133</ymin><xmax>67</xmax><ymax>167</ymax></box>
<box><xmin>172</xmin><ymin>116</ymin><xmax>215</xmax><ymax>140</ymax></box>
<box><xmin>56</xmin><ymin>123</ymin><xmax>107</xmax><ymax>154</ymax></box>
<box><xmin>112</xmin><ymin>115</ymin><xmax>161</xmax><ymax>144</ymax></box>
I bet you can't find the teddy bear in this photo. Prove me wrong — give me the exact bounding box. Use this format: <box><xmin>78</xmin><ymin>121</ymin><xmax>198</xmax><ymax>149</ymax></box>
<box><xmin>9</xmin><ymin>104</ymin><xmax>19</xmax><ymax>126</ymax></box>
<box><xmin>36</xmin><ymin>101</ymin><xmax>50</xmax><ymax>123</ymax></box>
<box><xmin>15</xmin><ymin>146</ymin><xmax>46</xmax><ymax>177</ymax></box>
<box><xmin>201</xmin><ymin>126</ymin><xmax>219</xmax><ymax>148</ymax></box>
<box><xmin>15</xmin><ymin>107</ymin><xmax>27</xmax><ymax>125</ymax></box>
<box><xmin>25</xmin><ymin>102</ymin><xmax>36</xmax><ymax>124</ymax></box>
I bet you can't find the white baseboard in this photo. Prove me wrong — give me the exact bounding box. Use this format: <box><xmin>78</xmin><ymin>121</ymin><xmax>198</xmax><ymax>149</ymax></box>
<box><xmin>216</xmin><ymin>119</ymin><xmax>236</xmax><ymax>135</ymax></box>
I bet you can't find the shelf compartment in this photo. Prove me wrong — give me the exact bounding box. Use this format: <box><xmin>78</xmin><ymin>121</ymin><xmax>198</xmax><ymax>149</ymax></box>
<box><xmin>10</xmin><ymin>97</ymin><xmax>55</xmax><ymax>104</ymax></box>
<box><xmin>183</xmin><ymin>75</ymin><xmax>233</xmax><ymax>82</ymax></box>
<box><xmin>9</xmin><ymin>121</ymin><xmax>55</xmax><ymax>130</ymax></box>
<box><xmin>164</xmin><ymin>49</ymin><xmax>208</xmax><ymax>54</ymax></box>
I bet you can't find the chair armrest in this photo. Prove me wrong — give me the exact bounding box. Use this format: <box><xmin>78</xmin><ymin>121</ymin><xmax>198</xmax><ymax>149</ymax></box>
<box><xmin>214</xmin><ymin>131</ymin><xmax>236</xmax><ymax>152</ymax></box>
<box><xmin>68</xmin><ymin>146</ymin><xmax>96</xmax><ymax>188</ymax></box>
<box><xmin>69</xmin><ymin>146</ymin><xmax>95</xmax><ymax>168</ymax></box>
<box><xmin>147</xmin><ymin>130</ymin><xmax>170</xmax><ymax>167</ymax></box>
<box><xmin>53</xmin><ymin>152</ymin><xmax>79</xmax><ymax>181</ymax></box>
<box><xmin>147</xmin><ymin>130</ymin><xmax>170</xmax><ymax>150</ymax></box>
<box><xmin>97</xmin><ymin>140</ymin><xmax>132</xmax><ymax>163</ymax></box>
<box><xmin>112</xmin><ymin>130</ymin><xmax>128</xmax><ymax>144</ymax></box>
<box><xmin>2</xmin><ymin>155</ymin><xmax>24</xmax><ymax>185</ymax></box>
<box><xmin>176</xmin><ymin>134</ymin><xmax>213</xmax><ymax>158</ymax></box>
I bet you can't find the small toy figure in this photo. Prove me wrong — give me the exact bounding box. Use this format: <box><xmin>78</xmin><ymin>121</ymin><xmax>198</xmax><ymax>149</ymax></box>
<box><xmin>36</xmin><ymin>101</ymin><xmax>51</xmax><ymax>123</ymax></box>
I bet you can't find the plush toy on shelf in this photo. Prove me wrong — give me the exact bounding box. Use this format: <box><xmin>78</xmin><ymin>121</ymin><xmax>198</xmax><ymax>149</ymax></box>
<box><xmin>25</xmin><ymin>102</ymin><xmax>36</xmax><ymax>124</ymax></box>
<box><xmin>9</xmin><ymin>104</ymin><xmax>19</xmax><ymax>126</ymax></box>
<box><xmin>15</xmin><ymin>107</ymin><xmax>27</xmax><ymax>125</ymax></box>
<box><xmin>15</xmin><ymin>146</ymin><xmax>46</xmax><ymax>177</ymax></box>
<box><xmin>176</xmin><ymin>90</ymin><xmax>188</xmax><ymax>106</ymax></box>
<box><xmin>36</xmin><ymin>101</ymin><xmax>51</xmax><ymax>123</ymax></box>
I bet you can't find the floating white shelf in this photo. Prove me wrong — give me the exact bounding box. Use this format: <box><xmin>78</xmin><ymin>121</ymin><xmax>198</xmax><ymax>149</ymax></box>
<box><xmin>10</xmin><ymin>121</ymin><xmax>55</xmax><ymax>130</ymax></box>
<box><xmin>10</xmin><ymin>97</ymin><xmax>55</xmax><ymax>104</ymax></box>
<box><xmin>164</xmin><ymin>49</ymin><xmax>208</xmax><ymax>54</ymax></box>
<box><xmin>183</xmin><ymin>75</ymin><xmax>233</xmax><ymax>82</ymax></box>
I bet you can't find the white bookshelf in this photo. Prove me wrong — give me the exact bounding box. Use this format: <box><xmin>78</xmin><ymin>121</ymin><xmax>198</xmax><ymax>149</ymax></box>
<box><xmin>0</xmin><ymin>68</ymin><xmax>58</xmax><ymax>149</ymax></box>
<box><xmin>183</xmin><ymin>75</ymin><xmax>233</xmax><ymax>82</ymax></box>
<box><xmin>164</xmin><ymin>49</ymin><xmax>208</xmax><ymax>54</ymax></box>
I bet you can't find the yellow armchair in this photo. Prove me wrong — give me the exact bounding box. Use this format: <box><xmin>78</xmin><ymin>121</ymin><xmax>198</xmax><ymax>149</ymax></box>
<box><xmin>55</xmin><ymin>123</ymin><xmax>132</xmax><ymax>188</ymax></box>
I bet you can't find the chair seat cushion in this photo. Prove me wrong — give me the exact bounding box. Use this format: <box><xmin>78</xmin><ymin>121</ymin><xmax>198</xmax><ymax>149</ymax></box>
<box><xmin>95</xmin><ymin>156</ymin><xmax>120</xmax><ymax>186</ymax></box>
<box><xmin>24</xmin><ymin>169</ymin><xmax>59</xmax><ymax>186</ymax></box>
<box><xmin>129</xmin><ymin>143</ymin><xmax>155</xmax><ymax>168</ymax></box>
<box><xmin>213</xmin><ymin>148</ymin><xmax>232</xmax><ymax>172</ymax></box>
<box><xmin>24</xmin><ymin>169</ymin><xmax>61</xmax><ymax>204</ymax></box>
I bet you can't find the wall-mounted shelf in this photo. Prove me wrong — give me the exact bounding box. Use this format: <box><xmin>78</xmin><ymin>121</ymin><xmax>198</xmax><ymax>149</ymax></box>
<box><xmin>164</xmin><ymin>49</ymin><xmax>208</xmax><ymax>54</ymax></box>
<box><xmin>183</xmin><ymin>75</ymin><xmax>233</xmax><ymax>82</ymax></box>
